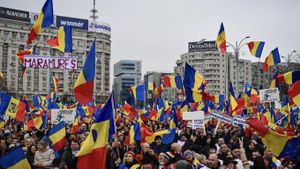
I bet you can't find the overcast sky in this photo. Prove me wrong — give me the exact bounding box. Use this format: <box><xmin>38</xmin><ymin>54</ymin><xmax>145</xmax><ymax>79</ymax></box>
<box><xmin>2</xmin><ymin>0</ymin><xmax>300</xmax><ymax>78</ymax></box>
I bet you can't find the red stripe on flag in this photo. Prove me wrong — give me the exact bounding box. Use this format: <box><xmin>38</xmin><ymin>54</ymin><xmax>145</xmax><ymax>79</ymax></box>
<box><xmin>77</xmin><ymin>146</ymin><xmax>107</xmax><ymax>169</ymax></box>
<box><xmin>288</xmin><ymin>80</ymin><xmax>300</xmax><ymax>98</ymax></box>
<box><xmin>53</xmin><ymin>137</ymin><xmax>66</xmax><ymax>152</ymax></box>
<box><xmin>163</xmin><ymin>76</ymin><xmax>171</xmax><ymax>87</ymax></box>
<box><xmin>27</xmin><ymin>29</ymin><xmax>38</xmax><ymax>44</ymax></box>
<box><xmin>246</xmin><ymin>118</ymin><xmax>269</xmax><ymax>137</ymax></box>
<box><xmin>46</xmin><ymin>38</ymin><xmax>59</xmax><ymax>47</ymax></box>
<box><xmin>219</xmin><ymin>42</ymin><xmax>226</xmax><ymax>53</ymax></box>
<box><xmin>74</xmin><ymin>80</ymin><xmax>94</xmax><ymax>105</ymax></box>
<box><xmin>16</xmin><ymin>102</ymin><xmax>26</xmax><ymax>122</ymax></box>
<box><xmin>247</xmin><ymin>42</ymin><xmax>254</xmax><ymax>51</ymax></box>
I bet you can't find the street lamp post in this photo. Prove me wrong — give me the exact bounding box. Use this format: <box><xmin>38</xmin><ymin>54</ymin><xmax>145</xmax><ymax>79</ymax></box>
<box><xmin>282</xmin><ymin>50</ymin><xmax>298</xmax><ymax>71</ymax></box>
<box><xmin>227</xmin><ymin>36</ymin><xmax>250</xmax><ymax>96</ymax></box>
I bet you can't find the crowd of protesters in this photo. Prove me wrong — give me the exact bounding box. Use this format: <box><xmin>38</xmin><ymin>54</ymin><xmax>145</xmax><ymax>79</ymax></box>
<box><xmin>0</xmin><ymin>115</ymin><xmax>299</xmax><ymax>169</ymax></box>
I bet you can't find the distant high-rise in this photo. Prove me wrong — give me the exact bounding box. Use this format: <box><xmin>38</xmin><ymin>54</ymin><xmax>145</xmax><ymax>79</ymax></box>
<box><xmin>174</xmin><ymin>40</ymin><xmax>252</xmax><ymax>97</ymax></box>
<box><xmin>113</xmin><ymin>60</ymin><xmax>142</xmax><ymax>104</ymax></box>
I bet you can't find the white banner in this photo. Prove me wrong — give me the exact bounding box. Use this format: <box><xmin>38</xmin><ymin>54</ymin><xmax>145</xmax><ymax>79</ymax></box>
<box><xmin>210</xmin><ymin>110</ymin><xmax>247</xmax><ymax>126</ymax></box>
<box><xmin>186</xmin><ymin>111</ymin><xmax>247</xmax><ymax>127</ymax></box>
<box><xmin>183</xmin><ymin>111</ymin><xmax>204</xmax><ymax>129</ymax></box>
<box><xmin>51</xmin><ymin>109</ymin><xmax>76</xmax><ymax>124</ymax></box>
<box><xmin>88</xmin><ymin>21</ymin><xmax>111</xmax><ymax>35</ymax></box>
<box><xmin>259</xmin><ymin>88</ymin><xmax>280</xmax><ymax>103</ymax></box>
<box><xmin>24</xmin><ymin>55</ymin><xmax>77</xmax><ymax>70</ymax></box>
<box><xmin>187</xmin><ymin>119</ymin><xmax>205</xmax><ymax>129</ymax></box>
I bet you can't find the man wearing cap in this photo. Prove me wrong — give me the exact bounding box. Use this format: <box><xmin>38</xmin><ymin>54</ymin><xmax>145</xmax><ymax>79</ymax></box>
<box><xmin>183</xmin><ymin>150</ymin><xmax>193</xmax><ymax>165</ymax></box>
<box><xmin>223</xmin><ymin>158</ymin><xmax>238</xmax><ymax>169</ymax></box>
<box><xmin>151</xmin><ymin>135</ymin><xmax>169</xmax><ymax>155</ymax></box>
<box><xmin>160</xmin><ymin>151</ymin><xmax>176</xmax><ymax>169</ymax></box>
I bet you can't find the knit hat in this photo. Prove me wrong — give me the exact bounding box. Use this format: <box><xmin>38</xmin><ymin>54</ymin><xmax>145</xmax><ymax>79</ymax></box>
<box><xmin>183</xmin><ymin>150</ymin><xmax>193</xmax><ymax>158</ymax></box>
<box><xmin>163</xmin><ymin>151</ymin><xmax>175</xmax><ymax>160</ymax></box>
<box><xmin>125</xmin><ymin>151</ymin><xmax>135</xmax><ymax>158</ymax></box>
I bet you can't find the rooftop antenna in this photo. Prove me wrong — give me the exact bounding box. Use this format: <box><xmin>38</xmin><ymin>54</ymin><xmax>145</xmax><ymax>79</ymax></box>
<box><xmin>90</xmin><ymin>0</ymin><xmax>98</xmax><ymax>22</ymax></box>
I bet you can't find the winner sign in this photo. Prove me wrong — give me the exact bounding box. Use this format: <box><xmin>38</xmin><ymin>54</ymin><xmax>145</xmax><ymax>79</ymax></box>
<box><xmin>24</xmin><ymin>55</ymin><xmax>77</xmax><ymax>70</ymax></box>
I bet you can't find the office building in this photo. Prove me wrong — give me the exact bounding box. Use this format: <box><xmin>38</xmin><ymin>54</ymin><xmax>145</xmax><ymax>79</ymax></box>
<box><xmin>0</xmin><ymin>6</ymin><xmax>111</xmax><ymax>103</ymax></box>
<box><xmin>113</xmin><ymin>60</ymin><xmax>142</xmax><ymax>104</ymax></box>
<box><xmin>174</xmin><ymin>40</ymin><xmax>252</xmax><ymax>97</ymax></box>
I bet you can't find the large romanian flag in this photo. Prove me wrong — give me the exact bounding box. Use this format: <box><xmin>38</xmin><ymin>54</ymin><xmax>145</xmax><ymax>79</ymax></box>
<box><xmin>74</xmin><ymin>41</ymin><xmax>95</xmax><ymax>105</ymax></box>
<box><xmin>263</xmin><ymin>48</ymin><xmax>281</xmax><ymax>72</ymax></box>
<box><xmin>76</xmin><ymin>94</ymin><xmax>115</xmax><ymax>169</ymax></box>
<box><xmin>163</xmin><ymin>75</ymin><xmax>183</xmax><ymax>89</ymax></box>
<box><xmin>247</xmin><ymin>41</ymin><xmax>265</xmax><ymax>58</ymax></box>
<box><xmin>0</xmin><ymin>92</ymin><xmax>26</xmax><ymax>122</ymax></box>
<box><xmin>0</xmin><ymin>146</ymin><xmax>31</xmax><ymax>169</ymax></box>
<box><xmin>216</xmin><ymin>22</ymin><xmax>226</xmax><ymax>53</ymax></box>
<box><xmin>48</xmin><ymin>121</ymin><xmax>66</xmax><ymax>152</ymax></box>
<box><xmin>47</xmin><ymin>26</ymin><xmax>73</xmax><ymax>53</ymax></box>
<box><xmin>27</xmin><ymin>0</ymin><xmax>54</xmax><ymax>44</ymax></box>
<box><xmin>277</xmin><ymin>71</ymin><xmax>300</xmax><ymax>85</ymax></box>
<box><xmin>183</xmin><ymin>63</ymin><xmax>206</xmax><ymax>103</ymax></box>
<box><xmin>288</xmin><ymin>80</ymin><xmax>300</xmax><ymax>109</ymax></box>
<box><xmin>247</xmin><ymin>118</ymin><xmax>300</xmax><ymax>158</ymax></box>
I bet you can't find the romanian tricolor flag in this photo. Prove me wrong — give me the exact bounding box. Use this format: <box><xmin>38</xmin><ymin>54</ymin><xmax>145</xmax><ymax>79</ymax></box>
<box><xmin>25</xmin><ymin>116</ymin><xmax>45</xmax><ymax>130</ymax></box>
<box><xmin>216</xmin><ymin>22</ymin><xmax>226</xmax><ymax>53</ymax></box>
<box><xmin>229</xmin><ymin>82</ymin><xmax>238</xmax><ymax>111</ymax></box>
<box><xmin>211</xmin><ymin>94</ymin><xmax>225</xmax><ymax>105</ymax></box>
<box><xmin>0</xmin><ymin>146</ymin><xmax>31</xmax><ymax>169</ymax></box>
<box><xmin>145</xmin><ymin>129</ymin><xmax>176</xmax><ymax>144</ymax></box>
<box><xmin>76</xmin><ymin>94</ymin><xmax>115</xmax><ymax>169</ymax></box>
<box><xmin>71</xmin><ymin>115</ymin><xmax>80</xmax><ymax>133</ymax></box>
<box><xmin>0</xmin><ymin>92</ymin><xmax>26</xmax><ymax>122</ymax></box>
<box><xmin>16</xmin><ymin>45</ymin><xmax>36</xmax><ymax>77</ymax></box>
<box><xmin>163</xmin><ymin>75</ymin><xmax>183</xmax><ymax>89</ymax></box>
<box><xmin>46</xmin><ymin>26</ymin><xmax>73</xmax><ymax>53</ymax></box>
<box><xmin>74</xmin><ymin>41</ymin><xmax>95</xmax><ymax>105</ymax></box>
<box><xmin>247</xmin><ymin>118</ymin><xmax>300</xmax><ymax>158</ymax></box>
<box><xmin>124</xmin><ymin>123</ymin><xmax>141</xmax><ymax>145</ymax></box>
<box><xmin>288</xmin><ymin>80</ymin><xmax>300</xmax><ymax>109</ymax></box>
<box><xmin>145</xmin><ymin>81</ymin><xmax>155</xmax><ymax>91</ymax></box>
<box><xmin>27</xmin><ymin>0</ymin><xmax>54</xmax><ymax>44</ymax></box>
<box><xmin>183</xmin><ymin>63</ymin><xmax>207</xmax><ymax>103</ymax></box>
<box><xmin>52</xmin><ymin>76</ymin><xmax>59</xmax><ymax>92</ymax></box>
<box><xmin>48</xmin><ymin>121</ymin><xmax>66</xmax><ymax>152</ymax></box>
<box><xmin>130</xmin><ymin>85</ymin><xmax>145</xmax><ymax>102</ymax></box>
<box><xmin>247</xmin><ymin>41</ymin><xmax>265</xmax><ymax>58</ymax></box>
<box><xmin>277</xmin><ymin>71</ymin><xmax>300</xmax><ymax>85</ymax></box>
<box><xmin>263</xmin><ymin>48</ymin><xmax>281</xmax><ymax>72</ymax></box>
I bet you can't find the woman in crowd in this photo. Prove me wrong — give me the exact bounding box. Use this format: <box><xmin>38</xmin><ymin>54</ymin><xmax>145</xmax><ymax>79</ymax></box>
<box><xmin>26</xmin><ymin>144</ymin><xmax>38</xmax><ymax>168</ymax></box>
